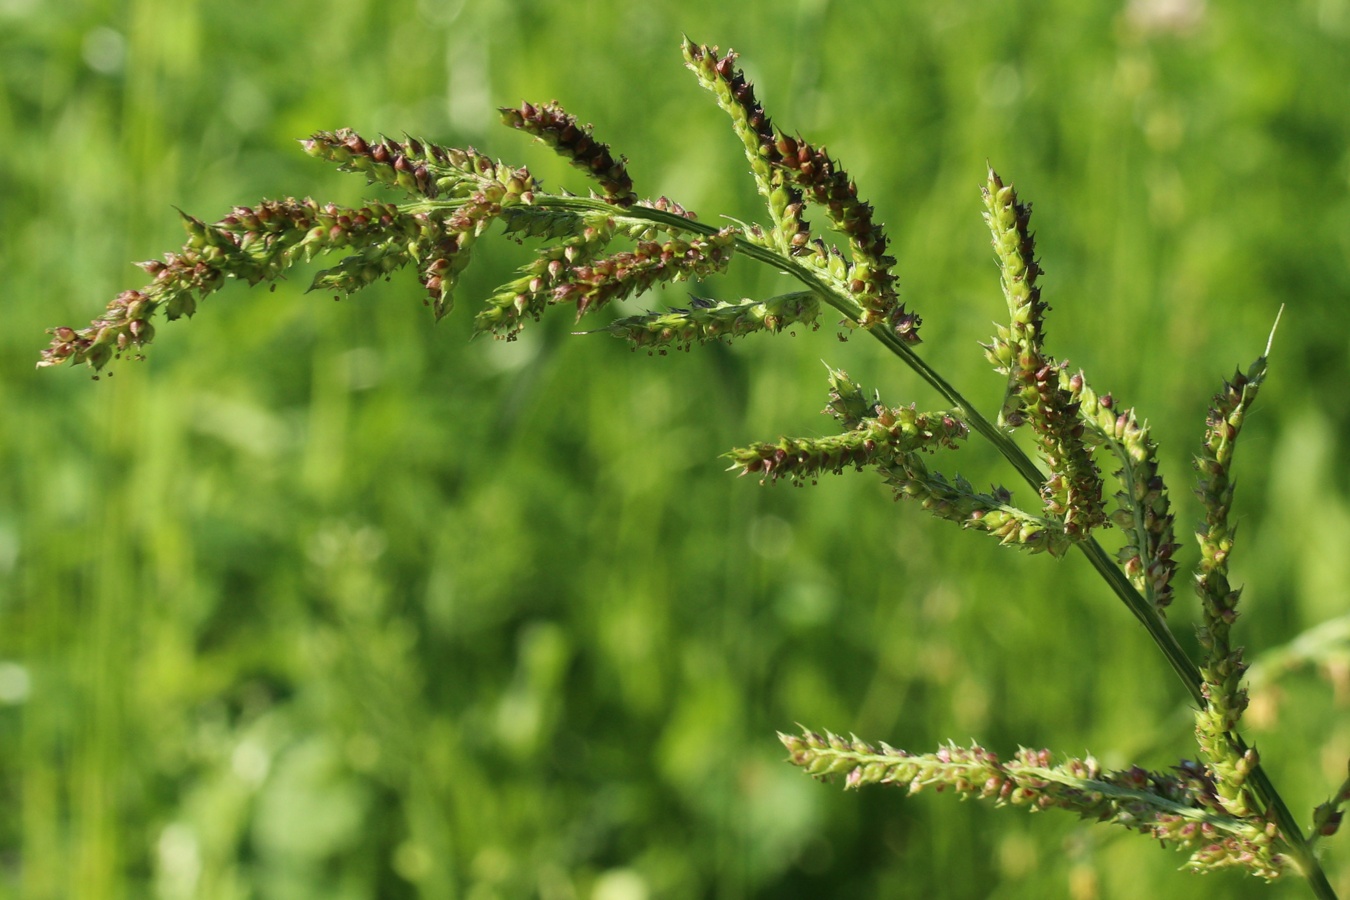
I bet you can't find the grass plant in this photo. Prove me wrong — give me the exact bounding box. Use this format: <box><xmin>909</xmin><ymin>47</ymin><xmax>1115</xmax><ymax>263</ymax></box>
<box><xmin>37</xmin><ymin>36</ymin><xmax>1350</xmax><ymax>897</ymax></box>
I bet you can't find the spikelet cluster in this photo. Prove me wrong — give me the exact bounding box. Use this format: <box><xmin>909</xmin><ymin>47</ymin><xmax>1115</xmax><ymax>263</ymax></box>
<box><xmin>681</xmin><ymin>39</ymin><xmax>809</xmax><ymax>256</ymax></box>
<box><xmin>500</xmin><ymin>101</ymin><xmax>638</xmax><ymax>206</ymax></box>
<box><xmin>731</xmin><ymin>369</ymin><xmax>1071</xmax><ymax>556</ymax></box>
<box><xmin>1190</xmin><ymin>357</ymin><xmax>1268</xmax><ymax>817</ymax></box>
<box><xmin>728</xmin><ymin>404</ymin><xmax>967</xmax><ymax>487</ymax></box>
<box><xmin>41</xmin><ymin>198</ymin><xmax>449</xmax><ymax>369</ymax></box>
<box><xmin>982</xmin><ymin>169</ymin><xmax>1105</xmax><ymax>538</ymax></box>
<box><xmin>1310</xmin><ymin>766</ymin><xmax>1350</xmax><ymax>845</ymax></box>
<box><xmin>476</xmin><ymin>226</ymin><xmax>738</xmax><ymax>339</ymax></box>
<box><xmin>881</xmin><ymin>457</ymin><xmax>1072</xmax><ymax>557</ymax></box>
<box><xmin>598</xmin><ymin>291</ymin><xmax>820</xmax><ymax>353</ymax></box>
<box><xmin>302</xmin><ymin>129</ymin><xmax>537</xmax><ymax>203</ymax></box>
<box><xmin>1067</xmin><ymin>370</ymin><xmax>1179</xmax><ymax>612</ymax></box>
<box><xmin>783</xmin><ymin>729</ymin><xmax>1286</xmax><ymax>879</ymax></box>
<box><xmin>683</xmin><ymin>41</ymin><xmax>918</xmax><ymax>342</ymax></box>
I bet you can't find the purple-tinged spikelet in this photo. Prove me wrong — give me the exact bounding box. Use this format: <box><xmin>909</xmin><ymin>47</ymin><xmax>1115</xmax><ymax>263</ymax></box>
<box><xmin>501</xmin><ymin>101</ymin><xmax>637</xmax><ymax>207</ymax></box>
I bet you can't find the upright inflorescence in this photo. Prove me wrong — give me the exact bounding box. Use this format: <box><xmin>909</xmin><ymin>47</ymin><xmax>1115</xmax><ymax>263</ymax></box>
<box><xmin>1067</xmin><ymin>371</ymin><xmax>1179</xmax><ymax>612</ymax></box>
<box><xmin>1191</xmin><ymin>356</ymin><xmax>1267</xmax><ymax>818</ymax></box>
<box><xmin>982</xmin><ymin>167</ymin><xmax>1049</xmax><ymax>426</ymax></box>
<box><xmin>681</xmin><ymin>39</ymin><xmax>810</xmax><ymax>257</ymax></box>
<box><xmin>683</xmin><ymin>40</ymin><xmax>915</xmax><ymax>342</ymax></box>
<box><xmin>983</xmin><ymin>169</ymin><xmax>1105</xmax><ymax>539</ymax></box>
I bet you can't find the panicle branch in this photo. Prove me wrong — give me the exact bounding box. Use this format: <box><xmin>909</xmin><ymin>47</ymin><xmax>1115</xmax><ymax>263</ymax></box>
<box><xmin>501</xmin><ymin>100</ymin><xmax>638</xmax><ymax>206</ymax></box>
<box><xmin>594</xmin><ymin>291</ymin><xmax>820</xmax><ymax>352</ymax></box>
<box><xmin>1067</xmin><ymin>370</ymin><xmax>1180</xmax><ymax>612</ymax></box>
<box><xmin>982</xmin><ymin>169</ymin><xmax>1105</xmax><ymax>539</ymax></box>
<box><xmin>475</xmin><ymin>226</ymin><xmax>738</xmax><ymax>339</ymax></box>
<box><xmin>824</xmin><ymin>369</ymin><xmax>1068</xmax><ymax>556</ymax></box>
<box><xmin>684</xmin><ymin>40</ymin><xmax>914</xmax><ymax>342</ymax></box>
<box><xmin>681</xmin><ymin>39</ymin><xmax>810</xmax><ymax>256</ymax></box>
<box><xmin>727</xmin><ymin>393</ymin><xmax>967</xmax><ymax>486</ymax></box>
<box><xmin>303</xmin><ymin>130</ymin><xmax>540</xmax><ymax>320</ymax></box>
<box><xmin>879</xmin><ymin>456</ymin><xmax>1072</xmax><ymax>557</ymax></box>
<box><xmin>782</xmin><ymin>729</ymin><xmax>1286</xmax><ymax>879</ymax></box>
<box><xmin>1191</xmin><ymin>355</ymin><xmax>1268</xmax><ymax>817</ymax></box>
<box><xmin>472</xmin><ymin>214</ymin><xmax>619</xmax><ymax>338</ymax></box>
<box><xmin>726</xmin><ymin>367</ymin><xmax>967</xmax><ymax>484</ymax></box>
<box><xmin>734</xmin><ymin>369</ymin><xmax>1068</xmax><ymax>556</ymax></box>
<box><xmin>40</xmin><ymin>197</ymin><xmax>461</xmax><ymax>369</ymax></box>
<box><xmin>769</xmin><ymin>131</ymin><xmax>903</xmax><ymax>332</ymax></box>
<box><xmin>302</xmin><ymin>129</ymin><xmax>537</xmax><ymax>202</ymax></box>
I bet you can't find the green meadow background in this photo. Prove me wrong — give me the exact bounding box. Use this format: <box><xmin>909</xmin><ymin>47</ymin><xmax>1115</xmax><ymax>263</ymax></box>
<box><xmin>4</xmin><ymin>1</ymin><xmax>1350</xmax><ymax>897</ymax></box>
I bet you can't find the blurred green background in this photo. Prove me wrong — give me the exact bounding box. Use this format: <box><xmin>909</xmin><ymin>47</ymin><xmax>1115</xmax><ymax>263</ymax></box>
<box><xmin>4</xmin><ymin>0</ymin><xmax>1350</xmax><ymax>897</ymax></box>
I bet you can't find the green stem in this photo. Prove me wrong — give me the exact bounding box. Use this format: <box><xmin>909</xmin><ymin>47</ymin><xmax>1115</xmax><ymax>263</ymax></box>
<box><xmin>422</xmin><ymin>195</ymin><xmax>1335</xmax><ymax>896</ymax></box>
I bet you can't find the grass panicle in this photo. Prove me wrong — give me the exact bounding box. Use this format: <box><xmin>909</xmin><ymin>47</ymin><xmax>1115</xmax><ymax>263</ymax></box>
<box><xmin>38</xmin><ymin>39</ymin><xmax>1342</xmax><ymax>899</ymax></box>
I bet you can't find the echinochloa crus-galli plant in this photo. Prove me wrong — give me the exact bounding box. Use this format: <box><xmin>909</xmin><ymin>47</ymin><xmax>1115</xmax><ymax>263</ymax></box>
<box><xmin>40</xmin><ymin>39</ymin><xmax>1348</xmax><ymax>896</ymax></box>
